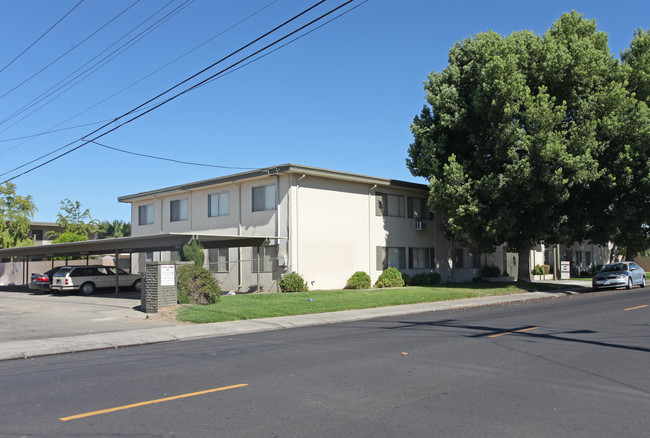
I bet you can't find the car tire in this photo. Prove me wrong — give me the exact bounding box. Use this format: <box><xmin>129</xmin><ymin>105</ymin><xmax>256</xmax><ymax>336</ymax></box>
<box><xmin>133</xmin><ymin>279</ymin><xmax>141</xmax><ymax>293</ymax></box>
<box><xmin>626</xmin><ymin>277</ymin><xmax>633</xmax><ymax>290</ymax></box>
<box><xmin>80</xmin><ymin>282</ymin><xmax>95</xmax><ymax>296</ymax></box>
<box><xmin>642</xmin><ymin>277</ymin><xmax>647</xmax><ymax>288</ymax></box>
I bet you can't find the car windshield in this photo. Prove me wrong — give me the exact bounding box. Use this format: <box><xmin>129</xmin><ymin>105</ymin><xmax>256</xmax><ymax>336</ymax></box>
<box><xmin>600</xmin><ymin>263</ymin><xmax>627</xmax><ymax>272</ymax></box>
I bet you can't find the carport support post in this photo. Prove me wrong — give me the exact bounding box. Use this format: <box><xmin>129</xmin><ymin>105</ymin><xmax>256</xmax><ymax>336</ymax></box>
<box><xmin>114</xmin><ymin>250</ymin><xmax>120</xmax><ymax>297</ymax></box>
<box><xmin>256</xmin><ymin>246</ymin><xmax>260</xmax><ymax>293</ymax></box>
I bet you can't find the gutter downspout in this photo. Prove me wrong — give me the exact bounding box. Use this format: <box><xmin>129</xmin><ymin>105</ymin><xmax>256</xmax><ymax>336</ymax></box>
<box><xmin>368</xmin><ymin>184</ymin><xmax>377</xmax><ymax>278</ymax></box>
<box><xmin>232</xmin><ymin>181</ymin><xmax>242</xmax><ymax>289</ymax></box>
<box><xmin>296</xmin><ymin>174</ymin><xmax>306</xmax><ymax>273</ymax></box>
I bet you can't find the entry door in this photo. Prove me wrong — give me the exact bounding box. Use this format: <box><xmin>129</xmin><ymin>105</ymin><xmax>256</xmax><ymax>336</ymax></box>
<box><xmin>504</xmin><ymin>252</ymin><xmax>519</xmax><ymax>278</ymax></box>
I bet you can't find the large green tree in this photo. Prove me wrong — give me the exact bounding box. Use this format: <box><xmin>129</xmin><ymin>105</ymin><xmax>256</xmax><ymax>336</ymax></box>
<box><xmin>0</xmin><ymin>182</ymin><xmax>37</xmax><ymax>248</ymax></box>
<box><xmin>406</xmin><ymin>11</ymin><xmax>645</xmax><ymax>280</ymax></box>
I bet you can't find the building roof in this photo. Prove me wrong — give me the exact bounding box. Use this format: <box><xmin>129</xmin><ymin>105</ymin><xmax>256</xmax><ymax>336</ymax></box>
<box><xmin>117</xmin><ymin>163</ymin><xmax>428</xmax><ymax>203</ymax></box>
<box><xmin>0</xmin><ymin>233</ymin><xmax>276</xmax><ymax>259</ymax></box>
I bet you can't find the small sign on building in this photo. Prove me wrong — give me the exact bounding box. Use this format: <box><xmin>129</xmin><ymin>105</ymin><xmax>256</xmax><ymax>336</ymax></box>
<box><xmin>160</xmin><ymin>264</ymin><xmax>175</xmax><ymax>286</ymax></box>
<box><xmin>560</xmin><ymin>261</ymin><xmax>571</xmax><ymax>280</ymax></box>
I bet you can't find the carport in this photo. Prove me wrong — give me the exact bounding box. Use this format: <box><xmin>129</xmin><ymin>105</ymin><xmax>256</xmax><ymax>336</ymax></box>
<box><xmin>0</xmin><ymin>233</ymin><xmax>276</xmax><ymax>296</ymax></box>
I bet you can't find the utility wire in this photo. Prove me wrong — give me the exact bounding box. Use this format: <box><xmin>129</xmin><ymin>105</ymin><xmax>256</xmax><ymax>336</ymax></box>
<box><xmin>0</xmin><ymin>0</ymin><xmax>325</xmax><ymax>179</ymax></box>
<box><xmin>0</xmin><ymin>0</ymin><xmax>85</xmax><ymax>74</ymax></box>
<box><xmin>1</xmin><ymin>0</ymin><xmax>359</xmax><ymax>182</ymax></box>
<box><xmin>0</xmin><ymin>0</ymin><xmax>188</xmax><ymax>130</ymax></box>
<box><xmin>0</xmin><ymin>0</ymin><xmax>141</xmax><ymax>101</ymax></box>
<box><xmin>91</xmin><ymin>140</ymin><xmax>258</xmax><ymax>169</ymax></box>
<box><xmin>0</xmin><ymin>0</ymin><xmax>277</xmax><ymax>151</ymax></box>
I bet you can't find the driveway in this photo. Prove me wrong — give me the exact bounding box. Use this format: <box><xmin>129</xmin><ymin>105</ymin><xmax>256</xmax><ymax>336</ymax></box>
<box><xmin>0</xmin><ymin>287</ymin><xmax>184</xmax><ymax>343</ymax></box>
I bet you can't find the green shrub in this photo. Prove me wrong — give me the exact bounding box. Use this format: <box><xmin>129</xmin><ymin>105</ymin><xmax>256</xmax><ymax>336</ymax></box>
<box><xmin>481</xmin><ymin>265</ymin><xmax>501</xmax><ymax>277</ymax></box>
<box><xmin>542</xmin><ymin>264</ymin><xmax>551</xmax><ymax>275</ymax></box>
<box><xmin>401</xmin><ymin>271</ymin><xmax>411</xmax><ymax>286</ymax></box>
<box><xmin>375</xmin><ymin>267</ymin><xmax>405</xmax><ymax>288</ymax></box>
<box><xmin>411</xmin><ymin>272</ymin><xmax>442</xmax><ymax>286</ymax></box>
<box><xmin>345</xmin><ymin>271</ymin><xmax>371</xmax><ymax>289</ymax></box>
<box><xmin>279</xmin><ymin>272</ymin><xmax>308</xmax><ymax>292</ymax></box>
<box><xmin>177</xmin><ymin>265</ymin><xmax>220</xmax><ymax>304</ymax></box>
<box><xmin>180</xmin><ymin>239</ymin><xmax>205</xmax><ymax>267</ymax></box>
<box><xmin>532</xmin><ymin>264</ymin><xmax>544</xmax><ymax>275</ymax></box>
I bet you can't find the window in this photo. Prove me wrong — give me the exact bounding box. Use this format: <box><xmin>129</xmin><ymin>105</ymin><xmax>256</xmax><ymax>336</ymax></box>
<box><xmin>252</xmin><ymin>185</ymin><xmax>276</xmax><ymax>211</ymax></box>
<box><xmin>454</xmin><ymin>248</ymin><xmax>464</xmax><ymax>268</ymax></box>
<box><xmin>208</xmin><ymin>192</ymin><xmax>229</xmax><ymax>217</ymax></box>
<box><xmin>251</xmin><ymin>246</ymin><xmax>278</xmax><ymax>273</ymax></box>
<box><xmin>31</xmin><ymin>229</ymin><xmax>43</xmax><ymax>241</ymax></box>
<box><xmin>209</xmin><ymin>248</ymin><xmax>229</xmax><ymax>273</ymax></box>
<box><xmin>407</xmin><ymin>197</ymin><xmax>431</xmax><ymax>220</ymax></box>
<box><xmin>138</xmin><ymin>204</ymin><xmax>154</xmax><ymax>225</ymax></box>
<box><xmin>376</xmin><ymin>246</ymin><xmax>406</xmax><ymax>270</ymax></box>
<box><xmin>585</xmin><ymin>251</ymin><xmax>592</xmax><ymax>268</ymax></box>
<box><xmin>375</xmin><ymin>193</ymin><xmax>405</xmax><ymax>217</ymax></box>
<box><xmin>469</xmin><ymin>252</ymin><xmax>482</xmax><ymax>269</ymax></box>
<box><xmin>409</xmin><ymin>247</ymin><xmax>434</xmax><ymax>269</ymax></box>
<box><xmin>170</xmin><ymin>199</ymin><xmax>188</xmax><ymax>222</ymax></box>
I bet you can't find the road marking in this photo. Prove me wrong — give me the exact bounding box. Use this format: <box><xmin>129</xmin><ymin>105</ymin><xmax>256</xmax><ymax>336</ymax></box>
<box><xmin>59</xmin><ymin>383</ymin><xmax>248</xmax><ymax>421</ymax></box>
<box><xmin>488</xmin><ymin>326</ymin><xmax>540</xmax><ymax>338</ymax></box>
<box><xmin>624</xmin><ymin>305</ymin><xmax>648</xmax><ymax>311</ymax></box>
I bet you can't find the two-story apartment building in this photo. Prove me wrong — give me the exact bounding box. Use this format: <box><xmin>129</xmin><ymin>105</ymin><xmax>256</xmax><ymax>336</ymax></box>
<box><xmin>118</xmin><ymin>164</ymin><xmax>493</xmax><ymax>291</ymax></box>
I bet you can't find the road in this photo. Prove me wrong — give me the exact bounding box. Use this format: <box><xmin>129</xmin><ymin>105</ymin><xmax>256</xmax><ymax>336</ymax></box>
<box><xmin>1</xmin><ymin>288</ymin><xmax>649</xmax><ymax>437</ymax></box>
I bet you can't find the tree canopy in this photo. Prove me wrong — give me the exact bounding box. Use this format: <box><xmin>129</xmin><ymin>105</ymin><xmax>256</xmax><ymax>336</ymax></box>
<box><xmin>51</xmin><ymin>199</ymin><xmax>99</xmax><ymax>241</ymax></box>
<box><xmin>407</xmin><ymin>11</ymin><xmax>650</xmax><ymax>278</ymax></box>
<box><xmin>0</xmin><ymin>182</ymin><xmax>37</xmax><ymax>248</ymax></box>
<box><xmin>97</xmin><ymin>219</ymin><xmax>131</xmax><ymax>239</ymax></box>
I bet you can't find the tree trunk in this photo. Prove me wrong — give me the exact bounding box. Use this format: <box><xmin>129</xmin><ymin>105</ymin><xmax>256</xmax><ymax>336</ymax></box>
<box><xmin>518</xmin><ymin>247</ymin><xmax>531</xmax><ymax>282</ymax></box>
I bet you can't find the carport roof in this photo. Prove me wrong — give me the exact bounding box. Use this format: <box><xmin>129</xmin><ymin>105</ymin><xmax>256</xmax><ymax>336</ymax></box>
<box><xmin>0</xmin><ymin>233</ymin><xmax>276</xmax><ymax>259</ymax></box>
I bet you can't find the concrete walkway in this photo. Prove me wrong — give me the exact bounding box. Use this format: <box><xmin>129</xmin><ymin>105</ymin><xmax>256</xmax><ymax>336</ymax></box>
<box><xmin>0</xmin><ymin>282</ymin><xmax>590</xmax><ymax>361</ymax></box>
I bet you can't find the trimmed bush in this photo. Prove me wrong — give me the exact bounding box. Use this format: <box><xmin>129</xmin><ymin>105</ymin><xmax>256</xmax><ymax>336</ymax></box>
<box><xmin>345</xmin><ymin>271</ymin><xmax>371</xmax><ymax>289</ymax></box>
<box><xmin>401</xmin><ymin>271</ymin><xmax>411</xmax><ymax>286</ymax></box>
<box><xmin>177</xmin><ymin>265</ymin><xmax>220</xmax><ymax>304</ymax></box>
<box><xmin>375</xmin><ymin>267</ymin><xmax>405</xmax><ymax>288</ymax></box>
<box><xmin>411</xmin><ymin>272</ymin><xmax>442</xmax><ymax>286</ymax></box>
<box><xmin>279</xmin><ymin>272</ymin><xmax>308</xmax><ymax>292</ymax></box>
<box><xmin>180</xmin><ymin>239</ymin><xmax>205</xmax><ymax>267</ymax></box>
<box><xmin>481</xmin><ymin>265</ymin><xmax>501</xmax><ymax>277</ymax></box>
<box><xmin>542</xmin><ymin>264</ymin><xmax>551</xmax><ymax>275</ymax></box>
<box><xmin>532</xmin><ymin>264</ymin><xmax>544</xmax><ymax>275</ymax></box>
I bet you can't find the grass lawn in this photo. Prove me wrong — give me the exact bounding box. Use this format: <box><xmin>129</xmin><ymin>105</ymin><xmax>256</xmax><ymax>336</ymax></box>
<box><xmin>175</xmin><ymin>281</ymin><xmax>562</xmax><ymax>324</ymax></box>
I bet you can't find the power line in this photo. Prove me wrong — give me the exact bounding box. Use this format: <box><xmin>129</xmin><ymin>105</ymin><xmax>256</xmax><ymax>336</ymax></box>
<box><xmin>91</xmin><ymin>140</ymin><xmax>258</xmax><ymax>169</ymax></box>
<box><xmin>1</xmin><ymin>0</ymin><xmax>360</xmax><ymax>183</ymax></box>
<box><xmin>0</xmin><ymin>0</ymin><xmax>85</xmax><ymax>74</ymax></box>
<box><xmin>0</xmin><ymin>0</ymin><xmax>190</xmax><ymax>131</ymax></box>
<box><xmin>0</xmin><ymin>0</ymin><xmax>141</xmax><ymax>101</ymax></box>
<box><xmin>0</xmin><ymin>0</ymin><xmax>277</xmax><ymax>152</ymax></box>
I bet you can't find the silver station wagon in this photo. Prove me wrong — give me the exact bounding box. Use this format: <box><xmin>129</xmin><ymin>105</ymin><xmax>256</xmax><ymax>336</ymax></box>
<box><xmin>51</xmin><ymin>266</ymin><xmax>142</xmax><ymax>295</ymax></box>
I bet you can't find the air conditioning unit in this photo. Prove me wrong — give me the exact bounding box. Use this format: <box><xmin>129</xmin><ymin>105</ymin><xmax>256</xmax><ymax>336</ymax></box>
<box><xmin>414</xmin><ymin>221</ymin><xmax>427</xmax><ymax>231</ymax></box>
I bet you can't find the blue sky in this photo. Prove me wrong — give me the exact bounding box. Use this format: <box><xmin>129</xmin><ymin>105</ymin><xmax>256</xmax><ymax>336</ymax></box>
<box><xmin>1</xmin><ymin>0</ymin><xmax>648</xmax><ymax>223</ymax></box>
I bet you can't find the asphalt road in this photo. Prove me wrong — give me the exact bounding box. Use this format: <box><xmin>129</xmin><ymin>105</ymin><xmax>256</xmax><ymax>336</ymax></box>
<box><xmin>1</xmin><ymin>288</ymin><xmax>648</xmax><ymax>437</ymax></box>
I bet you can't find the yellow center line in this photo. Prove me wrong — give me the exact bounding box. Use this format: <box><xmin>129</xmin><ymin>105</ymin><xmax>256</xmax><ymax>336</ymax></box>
<box><xmin>60</xmin><ymin>383</ymin><xmax>248</xmax><ymax>421</ymax></box>
<box><xmin>488</xmin><ymin>326</ymin><xmax>540</xmax><ymax>338</ymax></box>
<box><xmin>624</xmin><ymin>305</ymin><xmax>648</xmax><ymax>311</ymax></box>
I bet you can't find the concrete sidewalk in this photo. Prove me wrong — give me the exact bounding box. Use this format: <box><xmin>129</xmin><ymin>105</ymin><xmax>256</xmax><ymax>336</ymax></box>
<box><xmin>0</xmin><ymin>283</ymin><xmax>589</xmax><ymax>361</ymax></box>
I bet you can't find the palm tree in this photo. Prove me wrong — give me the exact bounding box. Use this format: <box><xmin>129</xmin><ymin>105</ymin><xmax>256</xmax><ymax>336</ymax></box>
<box><xmin>97</xmin><ymin>220</ymin><xmax>131</xmax><ymax>239</ymax></box>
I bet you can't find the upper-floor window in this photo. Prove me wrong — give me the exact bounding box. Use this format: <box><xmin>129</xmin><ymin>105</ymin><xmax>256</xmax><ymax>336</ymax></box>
<box><xmin>138</xmin><ymin>204</ymin><xmax>154</xmax><ymax>225</ymax></box>
<box><xmin>208</xmin><ymin>191</ymin><xmax>229</xmax><ymax>217</ymax></box>
<box><xmin>252</xmin><ymin>184</ymin><xmax>276</xmax><ymax>211</ymax></box>
<box><xmin>407</xmin><ymin>197</ymin><xmax>432</xmax><ymax>220</ymax></box>
<box><xmin>376</xmin><ymin>193</ymin><xmax>405</xmax><ymax>217</ymax></box>
<box><xmin>170</xmin><ymin>198</ymin><xmax>188</xmax><ymax>222</ymax></box>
